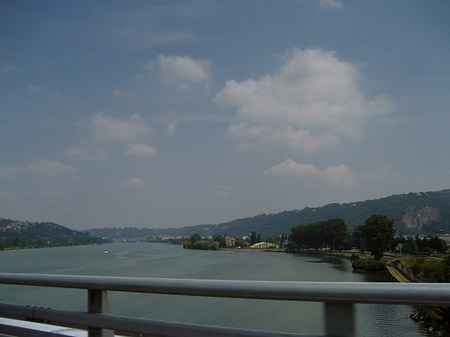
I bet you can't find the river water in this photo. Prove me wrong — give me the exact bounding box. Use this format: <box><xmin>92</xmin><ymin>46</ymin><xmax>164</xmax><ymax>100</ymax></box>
<box><xmin>0</xmin><ymin>243</ymin><xmax>429</xmax><ymax>336</ymax></box>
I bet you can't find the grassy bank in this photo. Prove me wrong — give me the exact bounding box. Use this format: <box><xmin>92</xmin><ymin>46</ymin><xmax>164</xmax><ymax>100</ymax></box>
<box><xmin>352</xmin><ymin>258</ymin><xmax>386</xmax><ymax>272</ymax></box>
<box><xmin>391</xmin><ymin>256</ymin><xmax>450</xmax><ymax>336</ymax></box>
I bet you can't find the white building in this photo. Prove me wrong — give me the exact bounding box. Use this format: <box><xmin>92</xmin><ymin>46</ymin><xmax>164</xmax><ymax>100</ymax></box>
<box><xmin>250</xmin><ymin>242</ymin><xmax>275</xmax><ymax>249</ymax></box>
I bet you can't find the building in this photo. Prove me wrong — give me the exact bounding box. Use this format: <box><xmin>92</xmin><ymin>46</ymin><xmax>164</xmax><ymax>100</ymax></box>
<box><xmin>225</xmin><ymin>236</ymin><xmax>236</xmax><ymax>247</ymax></box>
<box><xmin>250</xmin><ymin>242</ymin><xmax>275</xmax><ymax>249</ymax></box>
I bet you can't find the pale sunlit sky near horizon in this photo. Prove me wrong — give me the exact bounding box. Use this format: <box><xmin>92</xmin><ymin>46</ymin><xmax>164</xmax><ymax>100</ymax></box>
<box><xmin>1</xmin><ymin>1</ymin><xmax>450</xmax><ymax>230</ymax></box>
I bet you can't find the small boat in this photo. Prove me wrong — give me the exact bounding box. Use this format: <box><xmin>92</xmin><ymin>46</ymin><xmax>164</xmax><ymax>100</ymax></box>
<box><xmin>104</xmin><ymin>250</ymin><xmax>108</xmax><ymax>254</ymax></box>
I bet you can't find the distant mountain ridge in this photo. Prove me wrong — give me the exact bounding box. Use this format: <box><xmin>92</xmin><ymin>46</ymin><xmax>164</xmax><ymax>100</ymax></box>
<box><xmin>85</xmin><ymin>189</ymin><xmax>450</xmax><ymax>239</ymax></box>
<box><xmin>0</xmin><ymin>218</ymin><xmax>105</xmax><ymax>249</ymax></box>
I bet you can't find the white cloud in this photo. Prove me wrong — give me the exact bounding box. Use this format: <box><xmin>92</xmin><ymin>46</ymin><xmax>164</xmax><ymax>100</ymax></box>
<box><xmin>0</xmin><ymin>63</ymin><xmax>19</xmax><ymax>73</ymax></box>
<box><xmin>215</xmin><ymin>190</ymin><xmax>230</xmax><ymax>197</ymax></box>
<box><xmin>316</xmin><ymin>0</ymin><xmax>344</xmax><ymax>10</ymax></box>
<box><xmin>216</xmin><ymin>48</ymin><xmax>392</xmax><ymax>151</ymax></box>
<box><xmin>120</xmin><ymin>177</ymin><xmax>147</xmax><ymax>189</ymax></box>
<box><xmin>98</xmin><ymin>5</ymin><xmax>193</xmax><ymax>50</ymax></box>
<box><xmin>125</xmin><ymin>144</ymin><xmax>158</xmax><ymax>157</ymax></box>
<box><xmin>154</xmin><ymin>54</ymin><xmax>212</xmax><ymax>89</ymax></box>
<box><xmin>90</xmin><ymin>113</ymin><xmax>149</xmax><ymax>143</ymax></box>
<box><xmin>27</xmin><ymin>84</ymin><xmax>61</xmax><ymax>98</ymax></box>
<box><xmin>264</xmin><ymin>159</ymin><xmax>320</xmax><ymax>177</ymax></box>
<box><xmin>165</xmin><ymin>121</ymin><xmax>177</xmax><ymax>137</ymax></box>
<box><xmin>25</xmin><ymin>159</ymin><xmax>75</xmax><ymax>176</ymax></box>
<box><xmin>323</xmin><ymin>165</ymin><xmax>357</xmax><ymax>187</ymax></box>
<box><xmin>65</xmin><ymin>146</ymin><xmax>109</xmax><ymax>162</ymax></box>
<box><xmin>27</xmin><ymin>84</ymin><xmax>46</xmax><ymax>94</ymax></box>
<box><xmin>0</xmin><ymin>159</ymin><xmax>75</xmax><ymax>178</ymax></box>
<box><xmin>212</xmin><ymin>184</ymin><xmax>231</xmax><ymax>197</ymax></box>
<box><xmin>112</xmin><ymin>88</ymin><xmax>136</xmax><ymax>98</ymax></box>
<box><xmin>108</xmin><ymin>27</ymin><xmax>191</xmax><ymax>50</ymax></box>
<box><xmin>264</xmin><ymin>159</ymin><xmax>357</xmax><ymax>187</ymax></box>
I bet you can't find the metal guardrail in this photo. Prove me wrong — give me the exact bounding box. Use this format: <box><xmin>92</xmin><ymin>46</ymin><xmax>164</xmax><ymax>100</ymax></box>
<box><xmin>0</xmin><ymin>273</ymin><xmax>449</xmax><ymax>337</ymax></box>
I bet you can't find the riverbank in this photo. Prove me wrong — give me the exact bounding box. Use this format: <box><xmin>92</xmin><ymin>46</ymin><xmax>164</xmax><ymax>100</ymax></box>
<box><xmin>385</xmin><ymin>256</ymin><xmax>450</xmax><ymax>337</ymax></box>
<box><xmin>219</xmin><ymin>247</ymin><xmax>286</xmax><ymax>252</ymax></box>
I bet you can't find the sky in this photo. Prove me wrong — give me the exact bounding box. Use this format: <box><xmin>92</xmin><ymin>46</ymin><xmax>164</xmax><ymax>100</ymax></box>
<box><xmin>1</xmin><ymin>1</ymin><xmax>450</xmax><ymax>230</ymax></box>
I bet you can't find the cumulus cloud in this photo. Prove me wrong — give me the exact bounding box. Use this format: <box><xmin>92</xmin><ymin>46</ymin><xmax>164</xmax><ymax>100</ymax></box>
<box><xmin>148</xmin><ymin>54</ymin><xmax>212</xmax><ymax>89</ymax></box>
<box><xmin>264</xmin><ymin>159</ymin><xmax>320</xmax><ymax>177</ymax></box>
<box><xmin>0</xmin><ymin>63</ymin><xmax>19</xmax><ymax>73</ymax></box>
<box><xmin>65</xmin><ymin>146</ymin><xmax>109</xmax><ymax>162</ymax></box>
<box><xmin>316</xmin><ymin>0</ymin><xmax>344</xmax><ymax>10</ymax></box>
<box><xmin>26</xmin><ymin>159</ymin><xmax>74</xmax><ymax>176</ymax></box>
<box><xmin>97</xmin><ymin>4</ymin><xmax>193</xmax><ymax>50</ymax></box>
<box><xmin>323</xmin><ymin>165</ymin><xmax>358</xmax><ymax>187</ymax></box>
<box><xmin>264</xmin><ymin>159</ymin><xmax>357</xmax><ymax>187</ymax></box>
<box><xmin>90</xmin><ymin>113</ymin><xmax>149</xmax><ymax>143</ymax></box>
<box><xmin>165</xmin><ymin>121</ymin><xmax>177</xmax><ymax>137</ymax></box>
<box><xmin>112</xmin><ymin>88</ymin><xmax>136</xmax><ymax>98</ymax></box>
<box><xmin>27</xmin><ymin>84</ymin><xmax>61</xmax><ymax>98</ymax></box>
<box><xmin>212</xmin><ymin>184</ymin><xmax>231</xmax><ymax>197</ymax></box>
<box><xmin>215</xmin><ymin>48</ymin><xmax>392</xmax><ymax>151</ymax></box>
<box><xmin>0</xmin><ymin>159</ymin><xmax>75</xmax><ymax>178</ymax></box>
<box><xmin>27</xmin><ymin>84</ymin><xmax>47</xmax><ymax>94</ymax></box>
<box><xmin>120</xmin><ymin>177</ymin><xmax>147</xmax><ymax>189</ymax></box>
<box><xmin>125</xmin><ymin>144</ymin><xmax>158</xmax><ymax>157</ymax></box>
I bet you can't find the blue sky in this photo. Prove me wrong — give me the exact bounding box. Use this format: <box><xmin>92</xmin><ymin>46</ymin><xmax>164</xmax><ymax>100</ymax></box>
<box><xmin>1</xmin><ymin>0</ymin><xmax>450</xmax><ymax>230</ymax></box>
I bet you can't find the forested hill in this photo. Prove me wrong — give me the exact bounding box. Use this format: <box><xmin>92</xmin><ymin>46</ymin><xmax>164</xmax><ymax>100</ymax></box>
<box><xmin>86</xmin><ymin>189</ymin><xmax>450</xmax><ymax>239</ymax></box>
<box><xmin>0</xmin><ymin>218</ymin><xmax>105</xmax><ymax>249</ymax></box>
<box><xmin>192</xmin><ymin>189</ymin><xmax>450</xmax><ymax>237</ymax></box>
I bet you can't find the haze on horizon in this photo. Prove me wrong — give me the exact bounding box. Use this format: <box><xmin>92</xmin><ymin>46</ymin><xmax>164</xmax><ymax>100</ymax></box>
<box><xmin>1</xmin><ymin>1</ymin><xmax>450</xmax><ymax>230</ymax></box>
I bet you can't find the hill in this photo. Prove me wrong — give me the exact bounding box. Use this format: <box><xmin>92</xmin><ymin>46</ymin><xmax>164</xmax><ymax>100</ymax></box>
<box><xmin>85</xmin><ymin>189</ymin><xmax>450</xmax><ymax>239</ymax></box>
<box><xmin>0</xmin><ymin>218</ymin><xmax>106</xmax><ymax>250</ymax></box>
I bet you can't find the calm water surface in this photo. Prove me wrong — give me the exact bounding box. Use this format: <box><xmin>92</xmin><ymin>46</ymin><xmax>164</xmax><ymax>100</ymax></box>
<box><xmin>0</xmin><ymin>243</ymin><xmax>429</xmax><ymax>336</ymax></box>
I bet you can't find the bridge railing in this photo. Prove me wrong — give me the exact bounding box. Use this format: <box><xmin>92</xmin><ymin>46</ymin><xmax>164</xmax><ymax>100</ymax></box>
<box><xmin>0</xmin><ymin>273</ymin><xmax>449</xmax><ymax>337</ymax></box>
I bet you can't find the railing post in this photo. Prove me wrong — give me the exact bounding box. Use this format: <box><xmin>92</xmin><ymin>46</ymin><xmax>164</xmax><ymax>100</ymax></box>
<box><xmin>88</xmin><ymin>289</ymin><xmax>114</xmax><ymax>337</ymax></box>
<box><xmin>324</xmin><ymin>302</ymin><xmax>354</xmax><ymax>337</ymax></box>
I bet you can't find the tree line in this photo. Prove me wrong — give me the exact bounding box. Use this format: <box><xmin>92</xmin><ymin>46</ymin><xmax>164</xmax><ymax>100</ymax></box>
<box><xmin>289</xmin><ymin>214</ymin><xmax>448</xmax><ymax>260</ymax></box>
<box><xmin>0</xmin><ymin>234</ymin><xmax>105</xmax><ymax>250</ymax></box>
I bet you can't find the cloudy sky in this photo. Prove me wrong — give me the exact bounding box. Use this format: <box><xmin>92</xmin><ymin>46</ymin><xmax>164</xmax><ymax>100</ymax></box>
<box><xmin>1</xmin><ymin>1</ymin><xmax>450</xmax><ymax>230</ymax></box>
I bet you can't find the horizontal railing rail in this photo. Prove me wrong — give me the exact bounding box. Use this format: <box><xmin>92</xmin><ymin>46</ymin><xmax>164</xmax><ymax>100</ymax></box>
<box><xmin>0</xmin><ymin>273</ymin><xmax>449</xmax><ymax>337</ymax></box>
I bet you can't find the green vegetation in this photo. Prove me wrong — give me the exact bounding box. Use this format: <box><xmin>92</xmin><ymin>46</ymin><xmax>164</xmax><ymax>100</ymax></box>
<box><xmin>183</xmin><ymin>239</ymin><xmax>217</xmax><ymax>250</ymax></box>
<box><xmin>289</xmin><ymin>218</ymin><xmax>350</xmax><ymax>251</ymax></box>
<box><xmin>402</xmin><ymin>256</ymin><xmax>450</xmax><ymax>282</ymax></box>
<box><xmin>84</xmin><ymin>189</ymin><xmax>450</xmax><ymax>239</ymax></box>
<box><xmin>391</xmin><ymin>236</ymin><xmax>447</xmax><ymax>255</ymax></box>
<box><xmin>0</xmin><ymin>218</ymin><xmax>106</xmax><ymax>250</ymax></box>
<box><xmin>213</xmin><ymin>234</ymin><xmax>227</xmax><ymax>248</ymax></box>
<box><xmin>401</xmin><ymin>256</ymin><xmax>450</xmax><ymax>336</ymax></box>
<box><xmin>351</xmin><ymin>259</ymin><xmax>386</xmax><ymax>272</ymax></box>
<box><xmin>183</xmin><ymin>234</ymin><xmax>217</xmax><ymax>250</ymax></box>
<box><xmin>250</xmin><ymin>231</ymin><xmax>257</xmax><ymax>245</ymax></box>
<box><xmin>354</xmin><ymin>214</ymin><xmax>396</xmax><ymax>260</ymax></box>
<box><xmin>414</xmin><ymin>306</ymin><xmax>450</xmax><ymax>337</ymax></box>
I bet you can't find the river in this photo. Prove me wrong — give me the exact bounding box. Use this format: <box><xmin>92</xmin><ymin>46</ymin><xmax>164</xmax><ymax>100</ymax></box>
<box><xmin>0</xmin><ymin>243</ymin><xmax>429</xmax><ymax>336</ymax></box>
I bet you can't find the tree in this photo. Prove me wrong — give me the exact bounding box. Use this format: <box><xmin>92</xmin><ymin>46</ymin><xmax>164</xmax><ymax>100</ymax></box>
<box><xmin>191</xmin><ymin>234</ymin><xmax>201</xmax><ymax>244</ymax></box>
<box><xmin>429</xmin><ymin>236</ymin><xmax>447</xmax><ymax>253</ymax></box>
<box><xmin>234</xmin><ymin>237</ymin><xmax>246</xmax><ymax>247</ymax></box>
<box><xmin>402</xmin><ymin>239</ymin><xmax>418</xmax><ymax>254</ymax></box>
<box><xmin>257</xmin><ymin>233</ymin><xmax>261</xmax><ymax>243</ymax></box>
<box><xmin>356</xmin><ymin>214</ymin><xmax>395</xmax><ymax>260</ymax></box>
<box><xmin>250</xmin><ymin>231</ymin><xmax>257</xmax><ymax>245</ymax></box>
<box><xmin>290</xmin><ymin>219</ymin><xmax>348</xmax><ymax>251</ymax></box>
<box><xmin>213</xmin><ymin>234</ymin><xmax>226</xmax><ymax>248</ymax></box>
